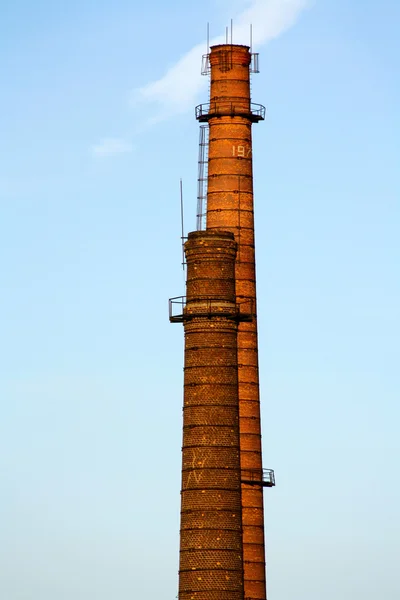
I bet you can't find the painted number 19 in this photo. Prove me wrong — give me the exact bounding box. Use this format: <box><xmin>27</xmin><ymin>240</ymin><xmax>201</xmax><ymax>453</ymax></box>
<box><xmin>232</xmin><ymin>145</ymin><xmax>252</xmax><ymax>157</ymax></box>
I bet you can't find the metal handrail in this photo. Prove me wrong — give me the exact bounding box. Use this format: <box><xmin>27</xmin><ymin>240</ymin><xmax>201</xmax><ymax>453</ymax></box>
<box><xmin>250</xmin><ymin>53</ymin><xmax>260</xmax><ymax>73</ymax></box>
<box><xmin>200</xmin><ymin>52</ymin><xmax>260</xmax><ymax>75</ymax></box>
<box><xmin>262</xmin><ymin>469</ymin><xmax>276</xmax><ymax>486</ymax></box>
<box><xmin>195</xmin><ymin>102</ymin><xmax>266</xmax><ymax>121</ymax></box>
<box><xmin>241</xmin><ymin>468</ymin><xmax>276</xmax><ymax>487</ymax></box>
<box><xmin>169</xmin><ymin>296</ymin><xmax>186</xmax><ymax>321</ymax></box>
<box><xmin>169</xmin><ymin>296</ymin><xmax>254</xmax><ymax>323</ymax></box>
<box><xmin>201</xmin><ymin>54</ymin><xmax>210</xmax><ymax>75</ymax></box>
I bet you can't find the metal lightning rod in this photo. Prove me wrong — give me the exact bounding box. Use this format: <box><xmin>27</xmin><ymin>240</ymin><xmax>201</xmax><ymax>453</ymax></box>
<box><xmin>180</xmin><ymin>178</ymin><xmax>185</xmax><ymax>271</ymax></box>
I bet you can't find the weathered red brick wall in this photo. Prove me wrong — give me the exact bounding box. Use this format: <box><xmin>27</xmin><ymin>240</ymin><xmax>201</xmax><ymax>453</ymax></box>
<box><xmin>205</xmin><ymin>44</ymin><xmax>267</xmax><ymax>600</ymax></box>
<box><xmin>179</xmin><ymin>230</ymin><xmax>244</xmax><ymax>600</ymax></box>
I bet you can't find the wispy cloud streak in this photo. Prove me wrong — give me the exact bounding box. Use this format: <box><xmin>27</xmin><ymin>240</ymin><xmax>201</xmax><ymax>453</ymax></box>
<box><xmin>133</xmin><ymin>0</ymin><xmax>310</xmax><ymax>122</ymax></box>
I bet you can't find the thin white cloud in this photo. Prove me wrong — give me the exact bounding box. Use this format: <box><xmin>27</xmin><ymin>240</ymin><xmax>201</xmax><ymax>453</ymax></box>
<box><xmin>91</xmin><ymin>138</ymin><xmax>133</xmax><ymax>157</ymax></box>
<box><xmin>132</xmin><ymin>0</ymin><xmax>310</xmax><ymax>122</ymax></box>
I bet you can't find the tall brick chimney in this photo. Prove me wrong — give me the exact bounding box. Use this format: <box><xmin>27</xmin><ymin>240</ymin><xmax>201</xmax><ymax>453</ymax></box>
<box><xmin>172</xmin><ymin>230</ymin><xmax>245</xmax><ymax>600</ymax></box>
<box><xmin>196</xmin><ymin>43</ymin><xmax>273</xmax><ymax>600</ymax></box>
<box><xmin>170</xmin><ymin>43</ymin><xmax>274</xmax><ymax>600</ymax></box>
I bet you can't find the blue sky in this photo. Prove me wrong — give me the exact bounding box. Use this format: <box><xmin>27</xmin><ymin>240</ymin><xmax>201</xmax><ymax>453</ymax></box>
<box><xmin>0</xmin><ymin>0</ymin><xmax>399</xmax><ymax>598</ymax></box>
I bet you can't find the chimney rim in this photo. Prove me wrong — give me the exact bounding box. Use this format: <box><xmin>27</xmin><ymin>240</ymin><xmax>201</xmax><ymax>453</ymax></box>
<box><xmin>187</xmin><ymin>229</ymin><xmax>235</xmax><ymax>241</ymax></box>
<box><xmin>210</xmin><ymin>43</ymin><xmax>250</xmax><ymax>52</ymax></box>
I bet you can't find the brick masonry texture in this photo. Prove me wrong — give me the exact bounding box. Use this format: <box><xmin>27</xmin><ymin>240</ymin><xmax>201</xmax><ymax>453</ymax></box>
<box><xmin>206</xmin><ymin>44</ymin><xmax>267</xmax><ymax>600</ymax></box>
<box><xmin>179</xmin><ymin>230</ymin><xmax>245</xmax><ymax>600</ymax></box>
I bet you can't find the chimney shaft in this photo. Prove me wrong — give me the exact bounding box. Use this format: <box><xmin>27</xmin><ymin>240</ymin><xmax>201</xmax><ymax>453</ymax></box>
<box><xmin>202</xmin><ymin>44</ymin><xmax>268</xmax><ymax>600</ymax></box>
<box><xmin>179</xmin><ymin>230</ymin><xmax>244</xmax><ymax>600</ymax></box>
<box><xmin>171</xmin><ymin>42</ymin><xmax>273</xmax><ymax>600</ymax></box>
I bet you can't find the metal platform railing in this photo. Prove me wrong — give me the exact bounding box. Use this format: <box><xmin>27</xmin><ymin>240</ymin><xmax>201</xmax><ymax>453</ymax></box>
<box><xmin>241</xmin><ymin>469</ymin><xmax>276</xmax><ymax>488</ymax></box>
<box><xmin>169</xmin><ymin>296</ymin><xmax>186</xmax><ymax>322</ymax></box>
<box><xmin>201</xmin><ymin>53</ymin><xmax>211</xmax><ymax>75</ymax></box>
<box><xmin>169</xmin><ymin>296</ymin><xmax>254</xmax><ymax>324</ymax></box>
<box><xmin>200</xmin><ymin>52</ymin><xmax>260</xmax><ymax>75</ymax></box>
<box><xmin>195</xmin><ymin>102</ymin><xmax>266</xmax><ymax>123</ymax></box>
<box><xmin>250</xmin><ymin>52</ymin><xmax>260</xmax><ymax>73</ymax></box>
